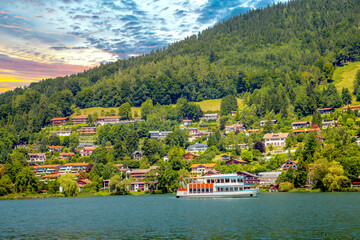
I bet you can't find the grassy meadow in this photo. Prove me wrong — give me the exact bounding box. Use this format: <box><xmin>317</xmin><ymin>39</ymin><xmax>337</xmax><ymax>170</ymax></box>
<box><xmin>71</xmin><ymin>98</ymin><xmax>243</xmax><ymax>117</ymax></box>
<box><xmin>333</xmin><ymin>62</ymin><xmax>360</xmax><ymax>103</ymax></box>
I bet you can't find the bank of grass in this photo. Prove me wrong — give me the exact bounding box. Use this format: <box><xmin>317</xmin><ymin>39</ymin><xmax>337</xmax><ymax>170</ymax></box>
<box><xmin>333</xmin><ymin>62</ymin><xmax>360</xmax><ymax>103</ymax></box>
<box><xmin>0</xmin><ymin>193</ymin><xmax>64</xmax><ymax>200</ymax></box>
<box><xmin>71</xmin><ymin>98</ymin><xmax>243</xmax><ymax>118</ymax></box>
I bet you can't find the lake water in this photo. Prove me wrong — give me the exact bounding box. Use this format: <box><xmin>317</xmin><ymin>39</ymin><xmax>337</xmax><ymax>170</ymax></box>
<box><xmin>1</xmin><ymin>193</ymin><xmax>360</xmax><ymax>239</ymax></box>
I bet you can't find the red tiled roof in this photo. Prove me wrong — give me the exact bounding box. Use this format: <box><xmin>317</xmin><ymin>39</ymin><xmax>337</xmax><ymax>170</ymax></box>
<box><xmin>83</xmin><ymin>147</ymin><xmax>96</xmax><ymax>151</ymax></box>
<box><xmin>40</xmin><ymin>164</ymin><xmax>61</xmax><ymax>168</ymax></box>
<box><xmin>41</xmin><ymin>174</ymin><xmax>60</xmax><ymax>179</ymax></box>
<box><xmin>98</xmin><ymin>116</ymin><xmax>121</xmax><ymax>119</ymax></box>
<box><xmin>60</xmin><ymin>152</ymin><xmax>75</xmax><ymax>156</ymax></box>
<box><xmin>48</xmin><ymin>146</ymin><xmax>62</xmax><ymax>149</ymax></box>
<box><xmin>51</xmin><ymin>117</ymin><xmax>68</xmax><ymax>121</ymax></box>
<box><xmin>29</xmin><ymin>153</ymin><xmax>46</xmax><ymax>156</ymax></box>
<box><xmin>292</xmin><ymin>121</ymin><xmax>309</xmax><ymax>125</ymax></box>
<box><xmin>293</xmin><ymin>128</ymin><xmax>320</xmax><ymax>133</ymax></box>
<box><xmin>63</xmin><ymin>162</ymin><xmax>90</xmax><ymax>167</ymax></box>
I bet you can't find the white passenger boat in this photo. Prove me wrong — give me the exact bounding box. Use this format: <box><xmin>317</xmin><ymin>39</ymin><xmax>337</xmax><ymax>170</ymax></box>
<box><xmin>176</xmin><ymin>173</ymin><xmax>259</xmax><ymax>198</ymax></box>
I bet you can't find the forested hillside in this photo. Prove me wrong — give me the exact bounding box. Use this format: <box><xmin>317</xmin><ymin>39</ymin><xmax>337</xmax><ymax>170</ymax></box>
<box><xmin>1</xmin><ymin>0</ymin><xmax>360</xmax><ymax>133</ymax></box>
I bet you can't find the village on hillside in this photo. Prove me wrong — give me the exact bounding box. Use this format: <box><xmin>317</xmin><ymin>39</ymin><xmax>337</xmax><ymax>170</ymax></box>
<box><xmin>3</xmin><ymin>100</ymin><xmax>360</xmax><ymax>196</ymax></box>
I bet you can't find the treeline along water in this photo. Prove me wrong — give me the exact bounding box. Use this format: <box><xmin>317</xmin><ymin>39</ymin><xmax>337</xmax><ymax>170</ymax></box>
<box><xmin>1</xmin><ymin>193</ymin><xmax>360</xmax><ymax>239</ymax></box>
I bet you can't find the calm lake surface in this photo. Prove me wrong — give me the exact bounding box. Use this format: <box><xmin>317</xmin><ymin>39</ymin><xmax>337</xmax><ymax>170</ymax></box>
<box><xmin>1</xmin><ymin>193</ymin><xmax>360</xmax><ymax>239</ymax></box>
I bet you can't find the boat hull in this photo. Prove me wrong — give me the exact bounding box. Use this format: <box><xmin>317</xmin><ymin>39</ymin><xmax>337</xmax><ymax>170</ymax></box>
<box><xmin>176</xmin><ymin>190</ymin><xmax>258</xmax><ymax>198</ymax></box>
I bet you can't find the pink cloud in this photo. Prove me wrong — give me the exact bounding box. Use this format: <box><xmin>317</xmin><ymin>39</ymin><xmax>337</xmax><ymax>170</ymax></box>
<box><xmin>0</xmin><ymin>10</ymin><xmax>10</xmax><ymax>14</ymax></box>
<box><xmin>0</xmin><ymin>54</ymin><xmax>91</xmax><ymax>80</ymax></box>
<box><xmin>14</xmin><ymin>15</ymin><xmax>29</xmax><ymax>20</ymax></box>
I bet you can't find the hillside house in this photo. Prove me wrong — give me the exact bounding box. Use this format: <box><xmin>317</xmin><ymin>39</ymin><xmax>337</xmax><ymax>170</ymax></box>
<box><xmin>292</xmin><ymin>121</ymin><xmax>310</xmax><ymax>129</ymax></box>
<box><xmin>231</xmin><ymin>111</ymin><xmax>237</xmax><ymax>116</ymax></box>
<box><xmin>28</xmin><ymin>153</ymin><xmax>46</xmax><ymax>163</ymax></box>
<box><xmin>187</xmin><ymin>143</ymin><xmax>207</xmax><ymax>153</ymax></box>
<box><xmin>78</xmin><ymin>142</ymin><xmax>94</xmax><ymax>148</ymax></box>
<box><xmin>225</xmin><ymin>124</ymin><xmax>245</xmax><ymax>133</ymax></box>
<box><xmin>72</xmin><ymin>116</ymin><xmax>88</xmax><ymax>125</ymax></box>
<box><xmin>77</xmin><ymin>179</ymin><xmax>92</xmax><ymax>191</ymax></box>
<box><xmin>260</xmin><ymin>120</ymin><xmax>277</xmax><ymax>127</ymax></box>
<box><xmin>236</xmin><ymin>171</ymin><xmax>260</xmax><ymax>185</ymax></box>
<box><xmin>322</xmin><ymin>120</ymin><xmax>335</xmax><ymax>129</ymax></box>
<box><xmin>183</xmin><ymin>152</ymin><xmax>199</xmax><ymax>160</ymax></box>
<box><xmin>80</xmin><ymin>147</ymin><xmax>96</xmax><ymax>156</ymax></box>
<box><xmin>81</xmin><ymin>127</ymin><xmax>96</xmax><ymax>135</ymax></box>
<box><xmin>183</xmin><ymin>119</ymin><xmax>192</xmax><ymax>126</ymax></box>
<box><xmin>280</xmin><ymin>160</ymin><xmax>297</xmax><ymax>171</ymax></box>
<box><xmin>51</xmin><ymin>117</ymin><xmax>69</xmax><ymax>127</ymax></box>
<box><xmin>317</xmin><ymin>108</ymin><xmax>334</xmax><ymax>115</ymax></box>
<box><xmin>48</xmin><ymin>146</ymin><xmax>62</xmax><ymax>153</ymax></box>
<box><xmin>342</xmin><ymin>105</ymin><xmax>360</xmax><ymax>112</ymax></box>
<box><xmin>129</xmin><ymin>168</ymin><xmax>156</xmax><ymax>181</ymax></box>
<box><xmin>49</xmin><ymin>130</ymin><xmax>71</xmax><ymax>137</ymax></box>
<box><xmin>246</xmin><ymin>129</ymin><xmax>260</xmax><ymax>136</ymax></box>
<box><xmin>95</xmin><ymin>116</ymin><xmax>121</xmax><ymax>126</ymax></box>
<box><xmin>203</xmin><ymin>113</ymin><xmax>219</xmax><ymax>121</ymax></box>
<box><xmin>34</xmin><ymin>164</ymin><xmax>61</xmax><ymax>176</ymax></box>
<box><xmin>263</xmin><ymin>133</ymin><xmax>289</xmax><ymax>147</ymax></box>
<box><xmin>190</xmin><ymin>164</ymin><xmax>216</xmax><ymax>174</ymax></box>
<box><xmin>188</xmin><ymin>127</ymin><xmax>198</xmax><ymax>135</ymax></box>
<box><xmin>226</xmin><ymin>159</ymin><xmax>248</xmax><ymax>166</ymax></box>
<box><xmin>293</xmin><ymin>128</ymin><xmax>320</xmax><ymax>136</ymax></box>
<box><xmin>59</xmin><ymin>163</ymin><xmax>92</xmax><ymax>174</ymax></box>
<box><xmin>133</xmin><ymin>150</ymin><xmax>143</xmax><ymax>160</ymax></box>
<box><xmin>41</xmin><ymin>174</ymin><xmax>60</xmax><ymax>181</ymax></box>
<box><xmin>59</xmin><ymin>152</ymin><xmax>75</xmax><ymax>160</ymax></box>
<box><xmin>149</xmin><ymin>131</ymin><xmax>173</xmax><ymax>139</ymax></box>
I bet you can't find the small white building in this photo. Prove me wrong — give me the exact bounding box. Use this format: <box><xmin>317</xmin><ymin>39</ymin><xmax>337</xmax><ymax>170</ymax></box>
<box><xmin>95</xmin><ymin>116</ymin><xmax>121</xmax><ymax>126</ymax></box>
<box><xmin>263</xmin><ymin>133</ymin><xmax>289</xmax><ymax>147</ymax></box>
<box><xmin>49</xmin><ymin>130</ymin><xmax>71</xmax><ymax>137</ymax></box>
<box><xmin>322</xmin><ymin>120</ymin><xmax>335</xmax><ymax>129</ymax></box>
<box><xmin>183</xmin><ymin>119</ymin><xmax>192</xmax><ymax>126</ymax></box>
<box><xmin>28</xmin><ymin>153</ymin><xmax>46</xmax><ymax>163</ymax></box>
<box><xmin>149</xmin><ymin>131</ymin><xmax>173</xmax><ymax>139</ymax></box>
<box><xmin>203</xmin><ymin>113</ymin><xmax>219</xmax><ymax>121</ymax></box>
<box><xmin>225</xmin><ymin>124</ymin><xmax>245</xmax><ymax>133</ymax></box>
<box><xmin>292</xmin><ymin>121</ymin><xmax>310</xmax><ymax>129</ymax></box>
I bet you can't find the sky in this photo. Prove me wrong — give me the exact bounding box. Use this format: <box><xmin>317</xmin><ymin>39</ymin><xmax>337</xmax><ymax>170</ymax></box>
<box><xmin>0</xmin><ymin>0</ymin><xmax>285</xmax><ymax>93</ymax></box>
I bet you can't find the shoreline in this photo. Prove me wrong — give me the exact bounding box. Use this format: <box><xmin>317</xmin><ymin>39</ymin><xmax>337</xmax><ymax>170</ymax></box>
<box><xmin>1</xmin><ymin>189</ymin><xmax>359</xmax><ymax>200</ymax></box>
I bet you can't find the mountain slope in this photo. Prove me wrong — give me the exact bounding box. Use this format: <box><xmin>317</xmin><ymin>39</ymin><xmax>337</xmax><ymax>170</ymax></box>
<box><xmin>0</xmin><ymin>0</ymin><xmax>360</xmax><ymax>132</ymax></box>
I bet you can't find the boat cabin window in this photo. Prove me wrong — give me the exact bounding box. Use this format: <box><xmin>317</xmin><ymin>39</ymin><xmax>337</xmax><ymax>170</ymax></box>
<box><xmin>207</xmin><ymin>179</ymin><xmax>210</xmax><ymax>183</ymax></box>
<box><xmin>237</xmin><ymin>178</ymin><xmax>243</xmax><ymax>182</ymax></box>
<box><xmin>220</xmin><ymin>179</ymin><xmax>224</xmax><ymax>183</ymax></box>
<box><xmin>231</xmin><ymin>178</ymin><xmax>236</xmax><ymax>183</ymax></box>
<box><xmin>230</xmin><ymin>187</ymin><xmax>233</xmax><ymax>191</ymax></box>
<box><xmin>225</xmin><ymin>178</ymin><xmax>229</xmax><ymax>183</ymax></box>
<box><xmin>215</xmin><ymin>179</ymin><xmax>219</xmax><ymax>183</ymax></box>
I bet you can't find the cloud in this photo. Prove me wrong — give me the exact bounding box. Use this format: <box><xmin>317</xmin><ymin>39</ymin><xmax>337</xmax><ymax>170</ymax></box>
<box><xmin>0</xmin><ymin>54</ymin><xmax>89</xmax><ymax>79</ymax></box>
<box><xmin>0</xmin><ymin>10</ymin><xmax>11</xmax><ymax>14</ymax></box>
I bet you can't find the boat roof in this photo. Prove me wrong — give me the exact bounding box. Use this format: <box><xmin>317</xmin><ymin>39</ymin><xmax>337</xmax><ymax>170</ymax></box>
<box><xmin>204</xmin><ymin>174</ymin><xmax>243</xmax><ymax>178</ymax></box>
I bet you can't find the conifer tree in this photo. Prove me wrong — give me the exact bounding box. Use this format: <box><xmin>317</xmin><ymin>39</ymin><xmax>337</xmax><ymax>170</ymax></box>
<box><xmin>341</xmin><ymin>88</ymin><xmax>352</xmax><ymax>105</ymax></box>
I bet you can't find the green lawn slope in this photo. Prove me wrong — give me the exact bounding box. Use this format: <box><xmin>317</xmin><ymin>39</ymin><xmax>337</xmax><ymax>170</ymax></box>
<box><xmin>333</xmin><ymin>62</ymin><xmax>360</xmax><ymax>103</ymax></box>
<box><xmin>71</xmin><ymin>98</ymin><xmax>243</xmax><ymax>117</ymax></box>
